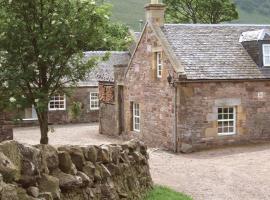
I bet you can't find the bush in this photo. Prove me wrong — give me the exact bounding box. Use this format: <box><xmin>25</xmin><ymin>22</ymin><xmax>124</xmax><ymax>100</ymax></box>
<box><xmin>144</xmin><ymin>186</ymin><xmax>192</xmax><ymax>200</ymax></box>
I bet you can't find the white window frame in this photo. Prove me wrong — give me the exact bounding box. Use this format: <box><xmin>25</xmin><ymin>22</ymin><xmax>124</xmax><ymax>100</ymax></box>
<box><xmin>263</xmin><ymin>44</ymin><xmax>270</xmax><ymax>67</ymax></box>
<box><xmin>48</xmin><ymin>94</ymin><xmax>66</xmax><ymax>111</ymax></box>
<box><xmin>156</xmin><ymin>52</ymin><xmax>163</xmax><ymax>78</ymax></box>
<box><xmin>133</xmin><ymin>103</ymin><xmax>140</xmax><ymax>132</ymax></box>
<box><xmin>90</xmin><ymin>92</ymin><xmax>99</xmax><ymax>110</ymax></box>
<box><xmin>217</xmin><ymin>107</ymin><xmax>236</xmax><ymax>136</ymax></box>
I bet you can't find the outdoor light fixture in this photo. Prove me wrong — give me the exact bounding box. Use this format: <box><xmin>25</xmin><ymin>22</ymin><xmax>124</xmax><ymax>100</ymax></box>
<box><xmin>167</xmin><ymin>74</ymin><xmax>173</xmax><ymax>85</ymax></box>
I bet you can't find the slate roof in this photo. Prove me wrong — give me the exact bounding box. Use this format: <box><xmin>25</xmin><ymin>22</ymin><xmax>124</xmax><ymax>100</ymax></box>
<box><xmin>161</xmin><ymin>24</ymin><xmax>270</xmax><ymax>80</ymax></box>
<box><xmin>78</xmin><ymin>51</ymin><xmax>130</xmax><ymax>87</ymax></box>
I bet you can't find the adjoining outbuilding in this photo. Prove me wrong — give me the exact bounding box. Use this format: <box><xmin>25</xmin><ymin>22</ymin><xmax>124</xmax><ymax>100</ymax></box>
<box><xmin>99</xmin><ymin>0</ymin><xmax>270</xmax><ymax>152</ymax></box>
<box><xmin>14</xmin><ymin>51</ymin><xmax>130</xmax><ymax>126</ymax></box>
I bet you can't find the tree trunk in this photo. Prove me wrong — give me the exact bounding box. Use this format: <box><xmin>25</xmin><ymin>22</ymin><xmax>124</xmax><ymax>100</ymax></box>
<box><xmin>37</xmin><ymin>110</ymin><xmax>49</xmax><ymax>144</ymax></box>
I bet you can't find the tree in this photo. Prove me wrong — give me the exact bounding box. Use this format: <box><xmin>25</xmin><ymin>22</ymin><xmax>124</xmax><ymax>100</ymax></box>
<box><xmin>0</xmin><ymin>0</ymin><xmax>131</xmax><ymax>144</ymax></box>
<box><xmin>164</xmin><ymin>0</ymin><xmax>239</xmax><ymax>24</ymax></box>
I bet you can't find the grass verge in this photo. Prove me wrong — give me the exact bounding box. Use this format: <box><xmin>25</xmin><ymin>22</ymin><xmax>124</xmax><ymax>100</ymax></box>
<box><xmin>144</xmin><ymin>186</ymin><xmax>192</xmax><ymax>200</ymax></box>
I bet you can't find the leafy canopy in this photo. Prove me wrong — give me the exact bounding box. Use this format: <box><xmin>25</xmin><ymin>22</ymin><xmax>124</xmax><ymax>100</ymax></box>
<box><xmin>0</xmin><ymin>0</ymin><xmax>132</xmax><ymax>143</ymax></box>
<box><xmin>164</xmin><ymin>0</ymin><xmax>239</xmax><ymax>24</ymax></box>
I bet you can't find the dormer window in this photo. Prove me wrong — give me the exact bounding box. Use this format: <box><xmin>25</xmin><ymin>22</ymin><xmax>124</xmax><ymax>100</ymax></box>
<box><xmin>263</xmin><ymin>44</ymin><xmax>270</xmax><ymax>67</ymax></box>
<box><xmin>156</xmin><ymin>52</ymin><xmax>162</xmax><ymax>78</ymax></box>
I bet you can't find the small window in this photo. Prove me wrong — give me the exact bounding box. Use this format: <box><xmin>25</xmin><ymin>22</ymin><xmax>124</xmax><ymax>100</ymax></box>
<box><xmin>133</xmin><ymin>103</ymin><xmax>140</xmax><ymax>132</ymax></box>
<box><xmin>217</xmin><ymin>107</ymin><xmax>236</xmax><ymax>136</ymax></box>
<box><xmin>156</xmin><ymin>52</ymin><xmax>163</xmax><ymax>78</ymax></box>
<box><xmin>23</xmin><ymin>105</ymin><xmax>38</xmax><ymax>120</ymax></box>
<box><xmin>263</xmin><ymin>44</ymin><xmax>270</xmax><ymax>66</ymax></box>
<box><xmin>90</xmin><ymin>92</ymin><xmax>99</xmax><ymax>110</ymax></box>
<box><xmin>49</xmin><ymin>94</ymin><xmax>66</xmax><ymax>111</ymax></box>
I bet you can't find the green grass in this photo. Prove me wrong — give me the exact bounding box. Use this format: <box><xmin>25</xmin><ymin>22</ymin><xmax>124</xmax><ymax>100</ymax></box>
<box><xmin>105</xmin><ymin>0</ymin><xmax>270</xmax><ymax>31</ymax></box>
<box><xmin>144</xmin><ymin>186</ymin><xmax>192</xmax><ymax>200</ymax></box>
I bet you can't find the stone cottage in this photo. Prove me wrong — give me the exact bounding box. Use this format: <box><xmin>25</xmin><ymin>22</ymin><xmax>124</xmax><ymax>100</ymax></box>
<box><xmin>21</xmin><ymin>51</ymin><xmax>130</xmax><ymax>125</ymax></box>
<box><xmin>99</xmin><ymin>0</ymin><xmax>270</xmax><ymax>152</ymax></box>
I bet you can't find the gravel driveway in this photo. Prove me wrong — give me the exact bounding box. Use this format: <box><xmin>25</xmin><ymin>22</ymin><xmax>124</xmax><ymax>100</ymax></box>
<box><xmin>14</xmin><ymin>123</ymin><xmax>121</xmax><ymax>146</ymax></box>
<box><xmin>14</xmin><ymin>124</ymin><xmax>270</xmax><ymax>200</ymax></box>
<box><xmin>149</xmin><ymin>145</ymin><xmax>270</xmax><ymax>200</ymax></box>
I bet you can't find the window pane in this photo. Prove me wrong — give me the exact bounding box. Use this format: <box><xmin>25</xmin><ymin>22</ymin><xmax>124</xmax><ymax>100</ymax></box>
<box><xmin>217</xmin><ymin>107</ymin><xmax>236</xmax><ymax>135</ymax></box>
<box><xmin>49</xmin><ymin>95</ymin><xmax>65</xmax><ymax>110</ymax></box>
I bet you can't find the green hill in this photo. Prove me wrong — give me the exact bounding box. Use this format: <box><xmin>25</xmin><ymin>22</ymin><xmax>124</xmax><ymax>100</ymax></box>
<box><xmin>107</xmin><ymin>0</ymin><xmax>270</xmax><ymax>31</ymax></box>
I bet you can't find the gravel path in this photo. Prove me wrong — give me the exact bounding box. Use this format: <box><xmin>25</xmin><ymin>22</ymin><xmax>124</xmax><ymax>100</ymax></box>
<box><xmin>14</xmin><ymin>123</ymin><xmax>121</xmax><ymax>146</ymax></box>
<box><xmin>14</xmin><ymin>124</ymin><xmax>270</xmax><ymax>200</ymax></box>
<box><xmin>149</xmin><ymin>145</ymin><xmax>270</xmax><ymax>200</ymax></box>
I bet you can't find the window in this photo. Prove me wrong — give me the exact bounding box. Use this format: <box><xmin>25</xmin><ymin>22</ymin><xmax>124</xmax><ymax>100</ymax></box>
<box><xmin>23</xmin><ymin>105</ymin><xmax>38</xmax><ymax>120</ymax></box>
<box><xmin>263</xmin><ymin>44</ymin><xmax>270</xmax><ymax>66</ymax></box>
<box><xmin>49</xmin><ymin>94</ymin><xmax>66</xmax><ymax>111</ymax></box>
<box><xmin>218</xmin><ymin>107</ymin><xmax>236</xmax><ymax>136</ymax></box>
<box><xmin>156</xmin><ymin>52</ymin><xmax>162</xmax><ymax>78</ymax></box>
<box><xmin>90</xmin><ymin>92</ymin><xmax>99</xmax><ymax>110</ymax></box>
<box><xmin>133</xmin><ymin>103</ymin><xmax>140</xmax><ymax>132</ymax></box>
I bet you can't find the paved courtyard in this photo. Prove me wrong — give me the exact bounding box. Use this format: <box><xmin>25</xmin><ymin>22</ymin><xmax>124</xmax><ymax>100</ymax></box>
<box><xmin>14</xmin><ymin>124</ymin><xmax>270</xmax><ymax>200</ymax></box>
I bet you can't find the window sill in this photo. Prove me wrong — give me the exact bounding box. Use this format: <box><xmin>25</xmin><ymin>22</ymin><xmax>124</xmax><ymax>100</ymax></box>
<box><xmin>218</xmin><ymin>132</ymin><xmax>236</xmax><ymax>136</ymax></box>
<box><xmin>22</xmin><ymin>118</ymin><xmax>38</xmax><ymax>121</ymax></box>
<box><xmin>49</xmin><ymin>109</ymin><xmax>66</xmax><ymax>111</ymax></box>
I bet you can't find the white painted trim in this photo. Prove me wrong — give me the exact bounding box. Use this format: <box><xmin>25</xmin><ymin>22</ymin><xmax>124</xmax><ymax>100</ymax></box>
<box><xmin>90</xmin><ymin>92</ymin><xmax>99</xmax><ymax>111</ymax></box>
<box><xmin>133</xmin><ymin>103</ymin><xmax>140</xmax><ymax>132</ymax></box>
<box><xmin>48</xmin><ymin>94</ymin><xmax>66</xmax><ymax>111</ymax></box>
<box><xmin>263</xmin><ymin>44</ymin><xmax>270</xmax><ymax>67</ymax></box>
<box><xmin>217</xmin><ymin>106</ymin><xmax>236</xmax><ymax>136</ymax></box>
<box><xmin>22</xmin><ymin>118</ymin><xmax>38</xmax><ymax>121</ymax></box>
<box><xmin>156</xmin><ymin>52</ymin><xmax>163</xmax><ymax>78</ymax></box>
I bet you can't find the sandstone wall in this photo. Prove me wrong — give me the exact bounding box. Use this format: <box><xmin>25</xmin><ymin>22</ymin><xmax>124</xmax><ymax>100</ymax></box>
<box><xmin>178</xmin><ymin>81</ymin><xmax>270</xmax><ymax>152</ymax></box>
<box><xmin>48</xmin><ymin>87</ymin><xmax>99</xmax><ymax>124</ymax></box>
<box><xmin>0</xmin><ymin>140</ymin><xmax>152</xmax><ymax>200</ymax></box>
<box><xmin>124</xmin><ymin>25</ymin><xmax>176</xmax><ymax>150</ymax></box>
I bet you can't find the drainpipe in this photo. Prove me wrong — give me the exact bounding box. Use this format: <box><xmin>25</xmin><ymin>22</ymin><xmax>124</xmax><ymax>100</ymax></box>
<box><xmin>173</xmin><ymin>83</ymin><xmax>178</xmax><ymax>153</ymax></box>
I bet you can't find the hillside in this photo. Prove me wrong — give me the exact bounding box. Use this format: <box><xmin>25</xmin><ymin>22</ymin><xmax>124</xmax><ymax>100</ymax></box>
<box><xmin>107</xmin><ymin>0</ymin><xmax>270</xmax><ymax>31</ymax></box>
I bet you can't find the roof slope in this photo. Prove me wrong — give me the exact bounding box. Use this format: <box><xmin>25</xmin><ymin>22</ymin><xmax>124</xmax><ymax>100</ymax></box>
<box><xmin>162</xmin><ymin>24</ymin><xmax>270</xmax><ymax>80</ymax></box>
<box><xmin>78</xmin><ymin>51</ymin><xmax>130</xmax><ymax>87</ymax></box>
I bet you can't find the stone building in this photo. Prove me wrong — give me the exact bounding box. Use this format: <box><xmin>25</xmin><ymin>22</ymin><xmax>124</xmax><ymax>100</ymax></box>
<box><xmin>99</xmin><ymin>0</ymin><xmax>270</xmax><ymax>152</ymax></box>
<box><xmin>20</xmin><ymin>51</ymin><xmax>130</xmax><ymax>125</ymax></box>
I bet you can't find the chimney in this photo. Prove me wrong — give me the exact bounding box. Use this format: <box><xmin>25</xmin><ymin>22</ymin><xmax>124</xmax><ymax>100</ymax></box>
<box><xmin>145</xmin><ymin>0</ymin><xmax>166</xmax><ymax>26</ymax></box>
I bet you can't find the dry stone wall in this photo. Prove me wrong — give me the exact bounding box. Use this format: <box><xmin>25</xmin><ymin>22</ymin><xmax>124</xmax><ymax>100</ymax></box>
<box><xmin>0</xmin><ymin>113</ymin><xmax>13</xmax><ymax>142</ymax></box>
<box><xmin>0</xmin><ymin>140</ymin><xmax>152</xmax><ymax>200</ymax></box>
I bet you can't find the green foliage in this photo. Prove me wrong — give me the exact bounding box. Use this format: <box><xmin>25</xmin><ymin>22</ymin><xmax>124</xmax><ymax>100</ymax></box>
<box><xmin>0</xmin><ymin>0</ymin><xmax>131</xmax><ymax>143</ymax></box>
<box><xmin>107</xmin><ymin>0</ymin><xmax>148</xmax><ymax>31</ymax></box>
<box><xmin>102</xmin><ymin>22</ymin><xmax>134</xmax><ymax>51</ymax></box>
<box><xmin>69</xmin><ymin>101</ymin><xmax>82</xmax><ymax>120</ymax></box>
<box><xmin>235</xmin><ymin>0</ymin><xmax>270</xmax><ymax>17</ymax></box>
<box><xmin>144</xmin><ymin>186</ymin><xmax>192</xmax><ymax>200</ymax></box>
<box><xmin>106</xmin><ymin>0</ymin><xmax>270</xmax><ymax>31</ymax></box>
<box><xmin>163</xmin><ymin>0</ymin><xmax>239</xmax><ymax>24</ymax></box>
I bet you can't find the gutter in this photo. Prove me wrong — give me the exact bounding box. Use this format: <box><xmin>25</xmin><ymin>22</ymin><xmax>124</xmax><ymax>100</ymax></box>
<box><xmin>175</xmin><ymin>77</ymin><xmax>270</xmax><ymax>83</ymax></box>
